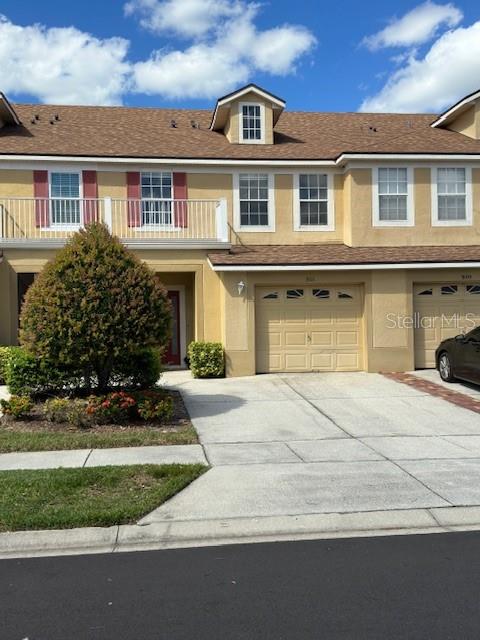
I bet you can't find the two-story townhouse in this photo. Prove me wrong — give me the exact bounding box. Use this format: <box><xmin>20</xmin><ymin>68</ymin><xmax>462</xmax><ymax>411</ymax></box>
<box><xmin>1</xmin><ymin>83</ymin><xmax>480</xmax><ymax>376</ymax></box>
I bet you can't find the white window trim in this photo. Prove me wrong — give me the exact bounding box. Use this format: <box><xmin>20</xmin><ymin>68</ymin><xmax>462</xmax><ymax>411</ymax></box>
<box><xmin>431</xmin><ymin>166</ymin><xmax>473</xmax><ymax>227</ymax></box>
<box><xmin>46</xmin><ymin>169</ymin><xmax>83</xmax><ymax>230</ymax></box>
<box><xmin>139</xmin><ymin>171</ymin><xmax>175</xmax><ymax>230</ymax></box>
<box><xmin>372</xmin><ymin>167</ymin><xmax>414</xmax><ymax>227</ymax></box>
<box><xmin>233</xmin><ymin>172</ymin><xmax>275</xmax><ymax>232</ymax></box>
<box><xmin>293</xmin><ymin>172</ymin><xmax>335</xmax><ymax>232</ymax></box>
<box><xmin>238</xmin><ymin>102</ymin><xmax>265</xmax><ymax>145</ymax></box>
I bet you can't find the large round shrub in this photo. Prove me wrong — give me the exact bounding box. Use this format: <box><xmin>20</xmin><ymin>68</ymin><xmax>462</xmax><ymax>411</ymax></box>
<box><xmin>20</xmin><ymin>223</ymin><xmax>171</xmax><ymax>391</ymax></box>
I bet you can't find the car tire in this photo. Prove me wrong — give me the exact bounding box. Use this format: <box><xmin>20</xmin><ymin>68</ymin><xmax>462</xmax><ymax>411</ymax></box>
<box><xmin>438</xmin><ymin>352</ymin><xmax>455</xmax><ymax>382</ymax></box>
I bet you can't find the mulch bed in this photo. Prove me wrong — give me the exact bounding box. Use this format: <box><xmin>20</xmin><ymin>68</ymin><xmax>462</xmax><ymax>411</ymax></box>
<box><xmin>0</xmin><ymin>390</ymin><xmax>198</xmax><ymax>447</ymax></box>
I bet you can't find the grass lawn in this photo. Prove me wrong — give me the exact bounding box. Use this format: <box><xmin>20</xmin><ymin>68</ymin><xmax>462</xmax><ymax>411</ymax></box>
<box><xmin>0</xmin><ymin>464</ymin><xmax>207</xmax><ymax>532</ymax></box>
<box><xmin>0</xmin><ymin>425</ymin><xmax>198</xmax><ymax>453</ymax></box>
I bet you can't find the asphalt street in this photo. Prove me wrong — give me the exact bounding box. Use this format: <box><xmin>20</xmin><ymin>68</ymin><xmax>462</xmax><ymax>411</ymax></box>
<box><xmin>2</xmin><ymin>531</ymin><xmax>480</xmax><ymax>639</ymax></box>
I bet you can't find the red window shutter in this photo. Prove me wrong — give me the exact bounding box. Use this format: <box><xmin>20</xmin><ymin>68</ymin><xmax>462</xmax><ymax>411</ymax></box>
<box><xmin>33</xmin><ymin>170</ymin><xmax>49</xmax><ymax>228</ymax></box>
<box><xmin>82</xmin><ymin>170</ymin><xmax>98</xmax><ymax>224</ymax></box>
<box><xmin>173</xmin><ymin>172</ymin><xmax>188</xmax><ymax>228</ymax></box>
<box><xmin>127</xmin><ymin>172</ymin><xmax>141</xmax><ymax>227</ymax></box>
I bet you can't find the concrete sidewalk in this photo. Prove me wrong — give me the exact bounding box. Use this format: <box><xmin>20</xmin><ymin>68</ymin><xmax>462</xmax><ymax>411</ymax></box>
<box><xmin>3</xmin><ymin>370</ymin><xmax>480</xmax><ymax>558</ymax></box>
<box><xmin>0</xmin><ymin>444</ymin><xmax>207</xmax><ymax>470</ymax></box>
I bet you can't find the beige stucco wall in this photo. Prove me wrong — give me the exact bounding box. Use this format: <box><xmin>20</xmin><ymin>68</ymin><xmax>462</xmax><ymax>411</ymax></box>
<box><xmin>447</xmin><ymin>101</ymin><xmax>480</xmax><ymax>139</ymax></box>
<box><xmin>0</xmin><ymin>248</ymin><xmax>222</xmax><ymax>349</ymax></box>
<box><xmin>346</xmin><ymin>167</ymin><xmax>480</xmax><ymax>246</ymax></box>
<box><xmin>2</xmin><ymin>166</ymin><xmax>480</xmax><ymax>247</ymax></box>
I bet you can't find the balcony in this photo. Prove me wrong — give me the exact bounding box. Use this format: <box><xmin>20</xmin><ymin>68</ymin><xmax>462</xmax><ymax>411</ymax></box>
<box><xmin>0</xmin><ymin>197</ymin><xmax>230</xmax><ymax>249</ymax></box>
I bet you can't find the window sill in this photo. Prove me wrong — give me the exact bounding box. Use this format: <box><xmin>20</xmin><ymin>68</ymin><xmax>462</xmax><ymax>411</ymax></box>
<box><xmin>373</xmin><ymin>220</ymin><xmax>415</xmax><ymax>228</ymax></box>
<box><xmin>294</xmin><ymin>224</ymin><xmax>335</xmax><ymax>232</ymax></box>
<box><xmin>41</xmin><ymin>224</ymin><xmax>82</xmax><ymax>231</ymax></box>
<box><xmin>234</xmin><ymin>225</ymin><xmax>275</xmax><ymax>233</ymax></box>
<box><xmin>431</xmin><ymin>219</ymin><xmax>472</xmax><ymax>227</ymax></box>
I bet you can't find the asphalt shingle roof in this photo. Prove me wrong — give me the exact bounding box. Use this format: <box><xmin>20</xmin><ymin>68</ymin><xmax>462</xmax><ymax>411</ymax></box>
<box><xmin>1</xmin><ymin>103</ymin><xmax>480</xmax><ymax>160</ymax></box>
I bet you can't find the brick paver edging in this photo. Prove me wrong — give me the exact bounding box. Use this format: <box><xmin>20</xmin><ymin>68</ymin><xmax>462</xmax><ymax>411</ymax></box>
<box><xmin>383</xmin><ymin>372</ymin><xmax>480</xmax><ymax>415</ymax></box>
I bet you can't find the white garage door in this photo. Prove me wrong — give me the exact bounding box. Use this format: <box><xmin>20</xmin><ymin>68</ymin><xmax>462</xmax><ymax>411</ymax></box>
<box><xmin>414</xmin><ymin>282</ymin><xmax>480</xmax><ymax>368</ymax></box>
<box><xmin>255</xmin><ymin>285</ymin><xmax>363</xmax><ymax>373</ymax></box>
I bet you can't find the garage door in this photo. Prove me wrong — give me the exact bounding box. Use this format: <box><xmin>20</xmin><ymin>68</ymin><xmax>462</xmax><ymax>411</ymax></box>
<box><xmin>414</xmin><ymin>282</ymin><xmax>480</xmax><ymax>368</ymax></box>
<box><xmin>255</xmin><ymin>285</ymin><xmax>363</xmax><ymax>373</ymax></box>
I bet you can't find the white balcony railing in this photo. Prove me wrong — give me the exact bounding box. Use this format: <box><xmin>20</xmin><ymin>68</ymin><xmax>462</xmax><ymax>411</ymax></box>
<box><xmin>0</xmin><ymin>197</ymin><xmax>229</xmax><ymax>247</ymax></box>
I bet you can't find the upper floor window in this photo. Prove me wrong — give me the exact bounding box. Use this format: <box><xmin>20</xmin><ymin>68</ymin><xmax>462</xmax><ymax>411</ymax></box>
<box><xmin>432</xmin><ymin>168</ymin><xmax>472</xmax><ymax>226</ymax></box>
<box><xmin>240</xmin><ymin>103</ymin><xmax>264</xmax><ymax>143</ymax></box>
<box><xmin>373</xmin><ymin>167</ymin><xmax>413</xmax><ymax>227</ymax></box>
<box><xmin>294</xmin><ymin>173</ymin><xmax>334</xmax><ymax>231</ymax></box>
<box><xmin>141</xmin><ymin>172</ymin><xmax>172</xmax><ymax>226</ymax></box>
<box><xmin>50</xmin><ymin>172</ymin><xmax>81</xmax><ymax>226</ymax></box>
<box><xmin>234</xmin><ymin>173</ymin><xmax>274</xmax><ymax>231</ymax></box>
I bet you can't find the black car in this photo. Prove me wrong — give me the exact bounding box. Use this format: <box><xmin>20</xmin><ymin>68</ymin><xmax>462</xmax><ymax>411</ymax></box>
<box><xmin>435</xmin><ymin>326</ymin><xmax>480</xmax><ymax>384</ymax></box>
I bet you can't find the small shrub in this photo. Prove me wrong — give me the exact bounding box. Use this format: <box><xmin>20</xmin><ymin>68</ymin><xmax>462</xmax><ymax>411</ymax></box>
<box><xmin>0</xmin><ymin>395</ymin><xmax>33</xmax><ymax>419</ymax></box>
<box><xmin>0</xmin><ymin>346</ymin><xmax>22</xmax><ymax>385</ymax></box>
<box><xmin>44</xmin><ymin>398</ymin><xmax>91</xmax><ymax>429</ymax></box>
<box><xmin>43</xmin><ymin>398</ymin><xmax>71</xmax><ymax>423</ymax></box>
<box><xmin>86</xmin><ymin>391</ymin><xmax>137</xmax><ymax>424</ymax></box>
<box><xmin>137</xmin><ymin>392</ymin><xmax>174</xmax><ymax>422</ymax></box>
<box><xmin>5</xmin><ymin>348</ymin><xmax>82</xmax><ymax>397</ymax></box>
<box><xmin>110</xmin><ymin>347</ymin><xmax>163</xmax><ymax>389</ymax></box>
<box><xmin>188</xmin><ymin>341</ymin><xmax>225</xmax><ymax>378</ymax></box>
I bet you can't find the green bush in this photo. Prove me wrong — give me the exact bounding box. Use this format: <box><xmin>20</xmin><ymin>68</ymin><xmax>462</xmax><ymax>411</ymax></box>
<box><xmin>137</xmin><ymin>392</ymin><xmax>174</xmax><ymax>422</ymax></box>
<box><xmin>0</xmin><ymin>346</ymin><xmax>22</xmax><ymax>385</ymax></box>
<box><xmin>0</xmin><ymin>396</ymin><xmax>33</xmax><ymax>419</ymax></box>
<box><xmin>5</xmin><ymin>348</ymin><xmax>83</xmax><ymax>397</ymax></box>
<box><xmin>188</xmin><ymin>341</ymin><xmax>225</xmax><ymax>378</ymax></box>
<box><xmin>43</xmin><ymin>398</ymin><xmax>91</xmax><ymax>428</ymax></box>
<box><xmin>20</xmin><ymin>223</ymin><xmax>171</xmax><ymax>392</ymax></box>
<box><xmin>110</xmin><ymin>347</ymin><xmax>163</xmax><ymax>389</ymax></box>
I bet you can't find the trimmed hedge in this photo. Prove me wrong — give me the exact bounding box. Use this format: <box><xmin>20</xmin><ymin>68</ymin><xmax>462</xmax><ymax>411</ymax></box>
<box><xmin>188</xmin><ymin>342</ymin><xmax>225</xmax><ymax>379</ymax></box>
<box><xmin>5</xmin><ymin>349</ymin><xmax>83</xmax><ymax>397</ymax></box>
<box><xmin>5</xmin><ymin>347</ymin><xmax>163</xmax><ymax>397</ymax></box>
<box><xmin>110</xmin><ymin>347</ymin><xmax>163</xmax><ymax>389</ymax></box>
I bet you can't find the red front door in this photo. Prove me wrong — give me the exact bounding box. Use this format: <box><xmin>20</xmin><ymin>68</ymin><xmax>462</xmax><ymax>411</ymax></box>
<box><xmin>165</xmin><ymin>290</ymin><xmax>181</xmax><ymax>366</ymax></box>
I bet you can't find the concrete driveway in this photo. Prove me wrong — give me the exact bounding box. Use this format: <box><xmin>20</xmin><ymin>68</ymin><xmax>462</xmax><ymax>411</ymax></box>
<box><xmin>145</xmin><ymin>371</ymin><xmax>480</xmax><ymax>525</ymax></box>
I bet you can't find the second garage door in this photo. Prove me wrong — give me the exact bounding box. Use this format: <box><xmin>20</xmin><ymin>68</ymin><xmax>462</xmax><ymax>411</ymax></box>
<box><xmin>256</xmin><ymin>285</ymin><xmax>363</xmax><ymax>373</ymax></box>
<box><xmin>414</xmin><ymin>282</ymin><xmax>480</xmax><ymax>368</ymax></box>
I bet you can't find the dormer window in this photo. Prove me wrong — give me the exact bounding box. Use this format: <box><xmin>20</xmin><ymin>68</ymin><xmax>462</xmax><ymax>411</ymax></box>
<box><xmin>210</xmin><ymin>84</ymin><xmax>285</xmax><ymax>145</ymax></box>
<box><xmin>240</xmin><ymin>103</ymin><xmax>263</xmax><ymax>143</ymax></box>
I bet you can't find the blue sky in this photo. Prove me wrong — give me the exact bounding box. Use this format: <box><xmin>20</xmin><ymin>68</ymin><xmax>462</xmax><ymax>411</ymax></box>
<box><xmin>1</xmin><ymin>0</ymin><xmax>479</xmax><ymax>113</ymax></box>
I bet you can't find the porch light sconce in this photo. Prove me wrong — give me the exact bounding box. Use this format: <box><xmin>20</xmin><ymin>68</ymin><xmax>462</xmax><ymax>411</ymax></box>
<box><xmin>237</xmin><ymin>280</ymin><xmax>246</xmax><ymax>296</ymax></box>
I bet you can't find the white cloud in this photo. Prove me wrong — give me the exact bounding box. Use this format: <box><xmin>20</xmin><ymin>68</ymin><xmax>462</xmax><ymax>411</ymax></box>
<box><xmin>0</xmin><ymin>2</ymin><xmax>315</xmax><ymax>105</ymax></box>
<box><xmin>131</xmin><ymin>0</ymin><xmax>316</xmax><ymax>99</ymax></box>
<box><xmin>360</xmin><ymin>21</ymin><xmax>480</xmax><ymax>112</ymax></box>
<box><xmin>363</xmin><ymin>1</ymin><xmax>462</xmax><ymax>50</ymax></box>
<box><xmin>124</xmin><ymin>0</ymin><xmax>245</xmax><ymax>38</ymax></box>
<box><xmin>0</xmin><ymin>15</ymin><xmax>131</xmax><ymax>105</ymax></box>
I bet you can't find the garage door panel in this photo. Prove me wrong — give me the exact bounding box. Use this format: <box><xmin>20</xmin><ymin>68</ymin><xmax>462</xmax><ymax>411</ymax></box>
<box><xmin>256</xmin><ymin>285</ymin><xmax>363</xmax><ymax>373</ymax></box>
<box><xmin>311</xmin><ymin>352</ymin><xmax>335</xmax><ymax>370</ymax></box>
<box><xmin>336</xmin><ymin>353</ymin><xmax>360</xmax><ymax>370</ymax></box>
<box><xmin>414</xmin><ymin>282</ymin><xmax>480</xmax><ymax>368</ymax></box>
<box><xmin>311</xmin><ymin>331</ymin><xmax>334</xmax><ymax>347</ymax></box>
<box><xmin>285</xmin><ymin>353</ymin><xmax>310</xmax><ymax>370</ymax></box>
<box><xmin>285</xmin><ymin>331</ymin><xmax>308</xmax><ymax>346</ymax></box>
<box><xmin>336</xmin><ymin>331</ymin><xmax>359</xmax><ymax>347</ymax></box>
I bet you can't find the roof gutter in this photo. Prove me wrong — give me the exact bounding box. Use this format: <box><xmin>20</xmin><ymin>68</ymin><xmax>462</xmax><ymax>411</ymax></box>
<box><xmin>208</xmin><ymin>259</ymin><xmax>480</xmax><ymax>272</ymax></box>
<box><xmin>0</xmin><ymin>152</ymin><xmax>479</xmax><ymax>167</ymax></box>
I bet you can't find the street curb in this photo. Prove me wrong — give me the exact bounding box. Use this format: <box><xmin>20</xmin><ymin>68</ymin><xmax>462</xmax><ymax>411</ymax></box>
<box><xmin>2</xmin><ymin>506</ymin><xmax>480</xmax><ymax>558</ymax></box>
